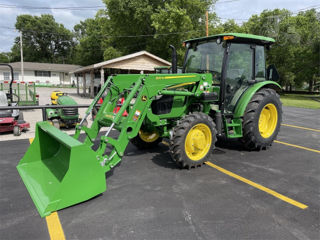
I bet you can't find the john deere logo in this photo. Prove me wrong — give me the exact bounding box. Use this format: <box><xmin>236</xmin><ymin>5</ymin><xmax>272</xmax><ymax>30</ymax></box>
<box><xmin>141</xmin><ymin>95</ymin><xmax>147</xmax><ymax>101</ymax></box>
<box><xmin>105</xmin><ymin>114</ymin><xmax>114</xmax><ymax>119</ymax></box>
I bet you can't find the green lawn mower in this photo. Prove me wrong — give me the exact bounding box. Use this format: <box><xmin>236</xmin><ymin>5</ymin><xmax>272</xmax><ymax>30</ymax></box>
<box><xmin>46</xmin><ymin>91</ymin><xmax>86</xmax><ymax>129</ymax></box>
<box><xmin>17</xmin><ymin>33</ymin><xmax>282</xmax><ymax>217</ymax></box>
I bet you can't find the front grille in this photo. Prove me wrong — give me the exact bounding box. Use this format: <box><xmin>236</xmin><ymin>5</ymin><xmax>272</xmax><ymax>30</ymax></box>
<box><xmin>62</xmin><ymin>108</ymin><xmax>78</xmax><ymax>116</ymax></box>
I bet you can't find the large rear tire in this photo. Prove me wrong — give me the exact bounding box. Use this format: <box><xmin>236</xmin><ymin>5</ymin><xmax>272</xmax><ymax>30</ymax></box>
<box><xmin>170</xmin><ymin>112</ymin><xmax>217</xmax><ymax>169</ymax></box>
<box><xmin>242</xmin><ymin>88</ymin><xmax>282</xmax><ymax>150</ymax></box>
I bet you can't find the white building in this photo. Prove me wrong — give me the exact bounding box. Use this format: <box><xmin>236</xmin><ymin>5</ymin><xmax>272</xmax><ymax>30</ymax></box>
<box><xmin>71</xmin><ymin>51</ymin><xmax>171</xmax><ymax>97</ymax></box>
<box><xmin>0</xmin><ymin>62</ymin><xmax>81</xmax><ymax>85</ymax></box>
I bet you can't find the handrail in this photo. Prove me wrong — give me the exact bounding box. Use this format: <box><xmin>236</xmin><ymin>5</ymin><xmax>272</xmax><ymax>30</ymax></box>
<box><xmin>0</xmin><ymin>104</ymin><xmax>101</xmax><ymax>121</ymax></box>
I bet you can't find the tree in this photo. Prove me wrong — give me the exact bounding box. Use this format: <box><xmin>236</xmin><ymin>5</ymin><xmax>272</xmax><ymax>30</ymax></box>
<box><xmin>103</xmin><ymin>0</ymin><xmax>217</xmax><ymax>64</ymax></box>
<box><xmin>73</xmin><ymin>10</ymin><xmax>111</xmax><ymax>65</ymax></box>
<box><xmin>103</xmin><ymin>47</ymin><xmax>122</xmax><ymax>61</ymax></box>
<box><xmin>0</xmin><ymin>52</ymin><xmax>10</xmax><ymax>63</ymax></box>
<box><xmin>11</xmin><ymin>14</ymin><xmax>74</xmax><ymax>63</ymax></box>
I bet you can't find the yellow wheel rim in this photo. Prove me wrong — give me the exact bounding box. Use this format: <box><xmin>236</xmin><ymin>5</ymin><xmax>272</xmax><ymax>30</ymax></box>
<box><xmin>259</xmin><ymin>103</ymin><xmax>278</xmax><ymax>138</ymax></box>
<box><xmin>185</xmin><ymin>123</ymin><xmax>212</xmax><ymax>161</ymax></box>
<box><xmin>139</xmin><ymin>130</ymin><xmax>159</xmax><ymax>143</ymax></box>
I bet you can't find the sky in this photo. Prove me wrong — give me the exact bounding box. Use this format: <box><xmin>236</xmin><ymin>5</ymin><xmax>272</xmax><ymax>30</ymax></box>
<box><xmin>0</xmin><ymin>0</ymin><xmax>319</xmax><ymax>52</ymax></box>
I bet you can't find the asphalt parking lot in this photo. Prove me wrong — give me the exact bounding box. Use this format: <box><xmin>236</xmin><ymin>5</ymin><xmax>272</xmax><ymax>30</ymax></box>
<box><xmin>0</xmin><ymin>106</ymin><xmax>319</xmax><ymax>240</ymax></box>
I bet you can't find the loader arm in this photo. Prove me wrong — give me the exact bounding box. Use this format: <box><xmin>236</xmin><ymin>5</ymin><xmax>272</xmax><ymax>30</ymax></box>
<box><xmin>17</xmin><ymin>73</ymin><xmax>214</xmax><ymax>217</ymax></box>
<box><xmin>73</xmin><ymin>73</ymin><xmax>211</xmax><ymax>172</ymax></box>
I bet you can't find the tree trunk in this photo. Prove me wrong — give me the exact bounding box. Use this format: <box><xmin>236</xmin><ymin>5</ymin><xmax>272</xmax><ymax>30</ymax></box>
<box><xmin>309</xmin><ymin>79</ymin><xmax>313</xmax><ymax>92</ymax></box>
<box><xmin>83</xmin><ymin>73</ymin><xmax>86</xmax><ymax>96</ymax></box>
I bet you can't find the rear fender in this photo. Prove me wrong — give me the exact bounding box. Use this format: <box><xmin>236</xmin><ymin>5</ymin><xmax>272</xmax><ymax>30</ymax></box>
<box><xmin>233</xmin><ymin>81</ymin><xmax>281</xmax><ymax>118</ymax></box>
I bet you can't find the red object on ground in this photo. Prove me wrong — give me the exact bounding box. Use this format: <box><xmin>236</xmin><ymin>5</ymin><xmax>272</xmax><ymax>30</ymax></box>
<box><xmin>0</xmin><ymin>117</ymin><xmax>30</xmax><ymax>134</ymax></box>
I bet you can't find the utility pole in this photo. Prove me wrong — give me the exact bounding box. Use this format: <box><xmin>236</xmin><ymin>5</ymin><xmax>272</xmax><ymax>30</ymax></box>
<box><xmin>20</xmin><ymin>31</ymin><xmax>24</xmax><ymax>82</ymax></box>
<box><xmin>206</xmin><ymin>10</ymin><xmax>209</xmax><ymax>37</ymax></box>
<box><xmin>206</xmin><ymin>10</ymin><xmax>209</xmax><ymax>70</ymax></box>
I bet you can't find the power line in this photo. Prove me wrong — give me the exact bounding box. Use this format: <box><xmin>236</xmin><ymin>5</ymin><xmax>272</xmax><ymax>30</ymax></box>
<box><xmin>216</xmin><ymin>0</ymin><xmax>241</xmax><ymax>4</ymax></box>
<box><xmin>0</xmin><ymin>3</ymin><xmax>104</xmax><ymax>11</ymax></box>
<box><xmin>0</xmin><ymin>0</ymin><xmax>242</xmax><ymax>11</ymax></box>
<box><xmin>219</xmin><ymin>4</ymin><xmax>320</xmax><ymax>22</ymax></box>
<box><xmin>0</xmin><ymin>25</ymin><xmax>203</xmax><ymax>40</ymax></box>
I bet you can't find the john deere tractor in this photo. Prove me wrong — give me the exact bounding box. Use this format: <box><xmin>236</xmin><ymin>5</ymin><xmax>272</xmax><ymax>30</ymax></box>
<box><xmin>17</xmin><ymin>33</ymin><xmax>282</xmax><ymax>217</ymax></box>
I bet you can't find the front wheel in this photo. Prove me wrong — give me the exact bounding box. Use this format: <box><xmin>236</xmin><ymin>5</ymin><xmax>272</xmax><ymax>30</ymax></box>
<box><xmin>49</xmin><ymin>119</ymin><xmax>60</xmax><ymax>129</ymax></box>
<box><xmin>242</xmin><ymin>88</ymin><xmax>282</xmax><ymax>150</ymax></box>
<box><xmin>130</xmin><ymin>129</ymin><xmax>162</xmax><ymax>149</ymax></box>
<box><xmin>13</xmin><ymin>126</ymin><xmax>21</xmax><ymax>136</ymax></box>
<box><xmin>170</xmin><ymin>112</ymin><xmax>217</xmax><ymax>169</ymax></box>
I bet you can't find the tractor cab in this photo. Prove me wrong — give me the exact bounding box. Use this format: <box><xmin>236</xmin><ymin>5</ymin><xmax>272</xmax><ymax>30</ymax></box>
<box><xmin>183</xmin><ymin>33</ymin><xmax>279</xmax><ymax>113</ymax></box>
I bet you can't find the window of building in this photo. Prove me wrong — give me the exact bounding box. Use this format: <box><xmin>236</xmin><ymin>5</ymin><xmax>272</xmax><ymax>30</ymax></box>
<box><xmin>3</xmin><ymin>72</ymin><xmax>19</xmax><ymax>80</ymax></box>
<box><xmin>3</xmin><ymin>72</ymin><xmax>9</xmax><ymax>80</ymax></box>
<box><xmin>35</xmin><ymin>71</ymin><xmax>51</xmax><ymax>77</ymax></box>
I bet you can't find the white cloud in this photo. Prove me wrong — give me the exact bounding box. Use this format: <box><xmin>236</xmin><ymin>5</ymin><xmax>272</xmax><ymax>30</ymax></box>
<box><xmin>0</xmin><ymin>0</ymin><xmax>102</xmax><ymax>52</ymax></box>
<box><xmin>215</xmin><ymin>0</ymin><xmax>320</xmax><ymax>23</ymax></box>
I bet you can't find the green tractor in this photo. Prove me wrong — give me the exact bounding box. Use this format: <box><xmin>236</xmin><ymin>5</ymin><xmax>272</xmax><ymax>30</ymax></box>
<box><xmin>17</xmin><ymin>33</ymin><xmax>282</xmax><ymax>217</ymax></box>
<box><xmin>46</xmin><ymin>91</ymin><xmax>86</xmax><ymax>129</ymax></box>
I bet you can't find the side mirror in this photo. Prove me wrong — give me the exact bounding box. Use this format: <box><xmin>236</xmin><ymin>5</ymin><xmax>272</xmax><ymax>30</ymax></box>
<box><xmin>267</xmin><ymin>64</ymin><xmax>279</xmax><ymax>82</ymax></box>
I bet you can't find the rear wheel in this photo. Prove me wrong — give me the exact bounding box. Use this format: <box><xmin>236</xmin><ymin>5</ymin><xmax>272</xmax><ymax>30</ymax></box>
<box><xmin>242</xmin><ymin>88</ymin><xmax>282</xmax><ymax>150</ymax></box>
<box><xmin>131</xmin><ymin>129</ymin><xmax>162</xmax><ymax>149</ymax></box>
<box><xmin>170</xmin><ymin>112</ymin><xmax>217</xmax><ymax>169</ymax></box>
<box><xmin>13</xmin><ymin>126</ymin><xmax>21</xmax><ymax>136</ymax></box>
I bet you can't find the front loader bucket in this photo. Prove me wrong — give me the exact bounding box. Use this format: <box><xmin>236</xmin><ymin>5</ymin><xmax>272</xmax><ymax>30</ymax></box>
<box><xmin>17</xmin><ymin>122</ymin><xmax>106</xmax><ymax>217</ymax></box>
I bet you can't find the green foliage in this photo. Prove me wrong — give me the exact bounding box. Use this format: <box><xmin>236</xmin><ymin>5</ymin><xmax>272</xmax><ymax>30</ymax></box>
<box><xmin>11</xmin><ymin>14</ymin><xmax>74</xmax><ymax>64</ymax></box>
<box><xmin>223</xmin><ymin>8</ymin><xmax>320</xmax><ymax>92</ymax></box>
<box><xmin>103</xmin><ymin>47</ymin><xmax>122</xmax><ymax>61</ymax></box>
<box><xmin>73</xmin><ymin>10</ymin><xmax>110</xmax><ymax>65</ymax></box>
<box><xmin>0</xmin><ymin>52</ymin><xmax>10</xmax><ymax>63</ymax></box>
<box><xmin>103</xmin><ymin>0</ymin><xmax>216</xmax><ymax>64</ymax></box>
<box><xmin>6</xmin><ymin>4</ymin><xmax>320</xmax><ymax>93</ymax></box>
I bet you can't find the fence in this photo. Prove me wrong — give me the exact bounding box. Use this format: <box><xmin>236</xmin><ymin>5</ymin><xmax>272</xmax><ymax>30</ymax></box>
<box><xmin>0</xmin><ymin>104</ymin><xmax>100</xmax><ymax>121</ymax></box>
<box><xmin>0</xmin><ymin>81</ymin><xmax>38</xmax><ymax>105</ymax></box>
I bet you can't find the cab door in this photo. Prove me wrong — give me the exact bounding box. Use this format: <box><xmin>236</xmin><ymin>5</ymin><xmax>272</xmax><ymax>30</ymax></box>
<box><xmin>224</xmin><ymin>43</ymin><xmax>253</xmax><ymax>112</ymax></box>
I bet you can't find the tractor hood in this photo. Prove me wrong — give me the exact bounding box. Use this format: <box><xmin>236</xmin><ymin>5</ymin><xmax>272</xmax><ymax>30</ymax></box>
<box><xmin>57</xmin><ymin>95</ymin><xmax>77</xmax><ymax>106</ymax></box>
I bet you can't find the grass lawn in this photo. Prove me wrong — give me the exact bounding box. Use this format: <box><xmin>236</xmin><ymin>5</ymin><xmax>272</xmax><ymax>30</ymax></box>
<box><xmin>280</xmin><ymin>94</ymin><xmax>320</xmax><ymax>109</ymax></box>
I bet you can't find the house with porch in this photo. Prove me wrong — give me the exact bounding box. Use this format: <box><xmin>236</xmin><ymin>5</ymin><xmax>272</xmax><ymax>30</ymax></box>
<box><xmin>71</xmin><ymin>51</ymin><xmax>171</xmax><ymax>97</ymax></box>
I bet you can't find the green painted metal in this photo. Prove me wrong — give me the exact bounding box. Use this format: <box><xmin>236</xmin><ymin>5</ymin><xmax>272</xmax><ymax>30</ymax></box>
<box><xmin>184</xmin><ymin>32</ymin><xmax>275</xmax><ymax>44</ymax></box>
<box><xmin>233</xmin><ymin>81</ymin><xmax>281</xmax><ymax>119</ymax></box>
<box><xmin>57</xmin><ymin>95</ymin><xmax>77</xmax><ymax>105</ymax></box>
<box><xmin>46</xmin><ymin>95</ymin><xmax>79</xmax><ymax>122</ymax></box>
<box><xmin>159</xmin><ymin>90</ymin><xmax>195</xmax><ymax>96</ymax></box>
<box><xmin>17</xmin><ymin>73</ymin><xmax>215</xmax><ymax>216</ymax></box>
<box><xmin>17</xmin><ymin>33</ymin><xmax>282</xmax><ymax>217</ymax></box>
<box><xmin>17</xmin><ymin>121</ymin><xmax>106</xmax><ymax>217</ymax></box>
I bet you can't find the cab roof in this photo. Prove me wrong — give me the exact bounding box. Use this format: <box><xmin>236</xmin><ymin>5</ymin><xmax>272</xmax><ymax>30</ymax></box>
<box><xmin>184</xmin><ymin>33</ymin><xmax>275</xmax><ymax>45</ymax></box>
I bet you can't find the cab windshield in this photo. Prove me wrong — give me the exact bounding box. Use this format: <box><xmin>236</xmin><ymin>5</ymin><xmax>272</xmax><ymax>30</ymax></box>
<box><xmin>184</xmin><ymin>40</ymin><xmax>225</xmax><ymax>81</ymax></box>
